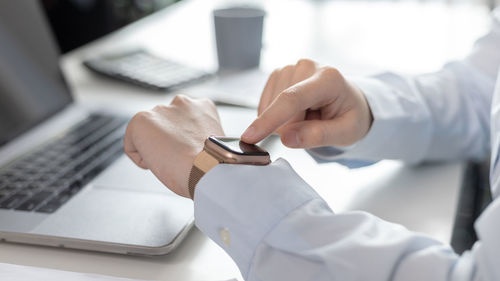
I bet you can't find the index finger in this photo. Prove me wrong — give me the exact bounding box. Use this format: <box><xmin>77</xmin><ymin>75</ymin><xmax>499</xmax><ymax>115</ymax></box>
<box><xmin>241</xmin><ymin>73</ymin><xmax>336</xmax><ymax>144</ymax></box>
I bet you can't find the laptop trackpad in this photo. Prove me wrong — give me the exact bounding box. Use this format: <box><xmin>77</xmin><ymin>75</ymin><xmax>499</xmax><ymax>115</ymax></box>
<box><xmin>32</xmin><ymin>155</ymin><xmax>193</xmax><ymax>249</ymax></box>
<box><xmin>32</xmin><ymin>187</ymin><xmax>193</xmax><ymax>248</ymax></box>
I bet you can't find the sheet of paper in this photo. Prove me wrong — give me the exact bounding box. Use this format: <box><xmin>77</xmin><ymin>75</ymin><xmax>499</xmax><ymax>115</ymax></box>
<box><xmin>190</xmin><ymin>69</ymin><xmax>269</xmax><ymax>109</ymax></box>
<box><xmin>217</xmin><ymin>106</ymin><xmax>256</xmax><ymax>137</ymax></box>
<box><xmin>0</xmin><ymin>262</ymin><xmax>237</xmax><ymax>281</ymax></box>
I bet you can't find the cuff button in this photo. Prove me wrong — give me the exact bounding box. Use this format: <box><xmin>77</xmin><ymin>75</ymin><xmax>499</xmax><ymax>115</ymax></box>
<box><xmin>219</xmin><ymin>228</ymin><xmax>231</xmax><ymax>247</ymax></box>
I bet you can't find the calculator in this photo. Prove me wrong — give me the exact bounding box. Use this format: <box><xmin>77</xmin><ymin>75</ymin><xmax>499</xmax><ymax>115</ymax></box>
<box><xmin>83</xmin><ymin>49</ymin><xmax>212</xmax><ymax>91</ymax></box>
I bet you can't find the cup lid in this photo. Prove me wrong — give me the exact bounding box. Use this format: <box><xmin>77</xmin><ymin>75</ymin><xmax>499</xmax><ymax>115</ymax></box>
<box><xmin>213</xmin><ymin>7</ymin><xmax>266</xmax><ymax>18</ymax></box>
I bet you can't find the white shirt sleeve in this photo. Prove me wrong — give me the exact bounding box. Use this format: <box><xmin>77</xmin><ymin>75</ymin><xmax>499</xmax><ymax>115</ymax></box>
<box><xmin>194</xmin><ymin>8</ymin><xmax>500</xmax><ymax>281</ymax></box>
<box><xmin>194</xmin><ymin>158</ymin><xmax>500</xmax><ymax>281</ymax></box>
<box><xmin>309</xmin><ymin>9</ymin><xmax>500</xmax><ymax>164</ymax></box>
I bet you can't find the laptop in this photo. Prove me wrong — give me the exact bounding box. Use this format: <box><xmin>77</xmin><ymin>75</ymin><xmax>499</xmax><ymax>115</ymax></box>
<box><xmin>0</xmin><ymin>1</ymin><xmax>194</xmax><ymax>255</ymax></box>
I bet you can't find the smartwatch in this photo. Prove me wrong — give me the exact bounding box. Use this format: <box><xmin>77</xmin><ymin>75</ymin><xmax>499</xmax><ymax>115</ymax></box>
<box><xmin>188</xmin><ymin>136</ymin><xmax>271</xmax><ymax>199</ymax></box>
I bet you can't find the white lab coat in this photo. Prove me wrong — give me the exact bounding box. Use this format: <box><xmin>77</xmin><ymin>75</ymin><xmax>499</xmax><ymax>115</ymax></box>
<box><xmin>194</xmin><ymin>9</ymin><xmax>500</xmax><ymax>281</ymax></box>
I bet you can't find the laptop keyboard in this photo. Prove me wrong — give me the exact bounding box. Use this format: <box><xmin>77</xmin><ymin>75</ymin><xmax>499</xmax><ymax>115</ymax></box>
<box><xmin>0</xmin><ymin>114</ymin><xmax>127</xmax><ymax>213</ymax></box>
<box><xmin>84</xmin><ymin>50</ymin><xmax>212</xmax><ymax>91</ymax></box>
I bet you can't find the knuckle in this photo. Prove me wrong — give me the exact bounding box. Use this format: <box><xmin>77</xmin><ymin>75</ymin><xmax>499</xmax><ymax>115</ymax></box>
<box><xmin>152</xmin><ymin>104</ymin><xmax>168</xmax><ymax>112</ymax></box>
<box><xmin>172</xmin><ymin>95</ymin><xmax>182</xmax><ymax>103</ymax></box>
<box><xmin>268</xmin><ymin>68</ymin><xmax>282</xmax><ymax>80</ymax></box>
<box><xmin>276</xmin><ymin>88</ymin><xmax>301</xmax><ymax>112</ymax></box>
<box><xmin>281</xmin><ymin>64</ymin><xmax>295</xmax><ymax>74</ymax></box>
<box><xmin>296</xmin><ymin>58</ymin><xmax>315</xmax><ymax>68</ymax></box>
<box><xmin>319</xmin><ymin>66</ymin><xmax>342</xmax><ymax>81</ymax></box>
<box><xmin>278</xmin><ymin>88</ymin><xmax>301</xmax><ymax>109</ymax></box>
<box><xmin>133</xmin><ymin>110</ymin><xmax>153</xmax><ymax>122</ymax></box>
<box><xmin>129</xmin><ymin>111</ymin><xmax>153</xmax><ymax>131</ymax></box>
<box><xmin>270</xmin><ymin>68</ymin><xmax>280</xmax><ymax>77</ymax></box>
<box><xmin>172</xmin><ymin>94</ymin><xmax>188</xmax><ymax>104</ymax></box>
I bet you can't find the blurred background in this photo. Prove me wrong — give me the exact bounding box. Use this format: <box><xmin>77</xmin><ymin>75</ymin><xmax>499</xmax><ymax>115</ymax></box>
<box><xmin>42</xmin><ymin>0</ymin><xmax>498</xmax><ymax>54</ymax></box>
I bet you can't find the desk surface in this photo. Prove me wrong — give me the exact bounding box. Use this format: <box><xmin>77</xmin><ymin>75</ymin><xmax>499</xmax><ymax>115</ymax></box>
<box><xmin>0</xmin><ymin>0</ymin><xmax>489</xmax><ymax>280</ymax></box>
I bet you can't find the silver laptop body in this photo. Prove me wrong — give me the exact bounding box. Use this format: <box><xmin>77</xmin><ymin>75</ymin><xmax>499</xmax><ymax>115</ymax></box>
<box><xmin>0</xmin><ymin>1</ymin><xmax>193</xmax><ymax>255</ymax></box>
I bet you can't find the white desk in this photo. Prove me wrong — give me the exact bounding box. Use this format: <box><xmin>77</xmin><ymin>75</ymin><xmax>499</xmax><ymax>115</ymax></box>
<box><xmin>0</xmin><ymin>0</ymin><xmax>490</xmax><ymax>280</ymax></box>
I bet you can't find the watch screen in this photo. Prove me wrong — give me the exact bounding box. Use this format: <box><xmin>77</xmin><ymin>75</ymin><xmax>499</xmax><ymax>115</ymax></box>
<box><xmin>209</xmin><ymin>137</ymin><xmax>269</xmax><ymax>156</ymax></box>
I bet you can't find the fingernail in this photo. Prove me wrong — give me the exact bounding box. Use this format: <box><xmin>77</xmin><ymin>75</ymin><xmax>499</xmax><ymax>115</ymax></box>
<box><xmin>283</xmin><ymin>130</ymin><xmax>299</xmax><ymax>147</ymax></box>
<box><xmin>242</xmin><ymin>126</ymin><xmax>257</xmax><ymax>141</ymax></box>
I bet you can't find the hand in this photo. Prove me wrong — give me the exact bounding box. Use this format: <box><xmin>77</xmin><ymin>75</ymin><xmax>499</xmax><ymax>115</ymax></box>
<box><xmin>241</xmin><ymin>59</ymin><xmax>373</xmax><ymax>148</ymax></box>
<box><xmin>124</xmin><ymin>95</ymin><xmax>224</xmax><ymax>198</ymax></box>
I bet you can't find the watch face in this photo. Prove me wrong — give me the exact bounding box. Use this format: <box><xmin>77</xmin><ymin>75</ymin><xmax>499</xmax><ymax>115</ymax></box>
<box><xmin>209</xmin><ymin>136</ymin><xmax>269</xmax><ymax>156</ymax></box>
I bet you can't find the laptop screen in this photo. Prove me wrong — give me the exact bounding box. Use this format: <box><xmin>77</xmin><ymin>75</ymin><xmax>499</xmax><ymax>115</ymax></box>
<box><xmin>0</xmin><ymin>1</ymin><xmax>72</xmax><ymax>147</ymax></box>
<box><xmin>41</xmin><ymin>0</ymin><xmax>181</xmax><ymax>54</ymax></box>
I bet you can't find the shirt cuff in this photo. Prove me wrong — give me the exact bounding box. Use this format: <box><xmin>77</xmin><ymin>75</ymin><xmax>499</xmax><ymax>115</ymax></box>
<box><xmin>193</xmin><ymin>158</ymin><xmax>321</xmax><ymax>279</ymax></box>
<box><xmin>308</xmin><ymin>76</ymin><xmax>427</xmax><ymax>163</ymax></box>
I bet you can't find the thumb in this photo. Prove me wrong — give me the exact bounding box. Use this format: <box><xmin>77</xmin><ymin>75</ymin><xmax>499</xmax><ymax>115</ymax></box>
<box><xmin>280</xmin><ymin>116</ymin><xmax>357</xmax><ymax>148</ymax></box>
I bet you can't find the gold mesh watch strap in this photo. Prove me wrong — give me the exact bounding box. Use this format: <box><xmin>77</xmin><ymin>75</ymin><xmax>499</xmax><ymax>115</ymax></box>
<box><xmin>188</xmin><ymin>165</ymin><xmax>205</xmax><ymax>199</ymax></box>
<box><xmin>188</xmin><ymin>150</ymin><xmax>221</xmax><ymax>199</ymax></box>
